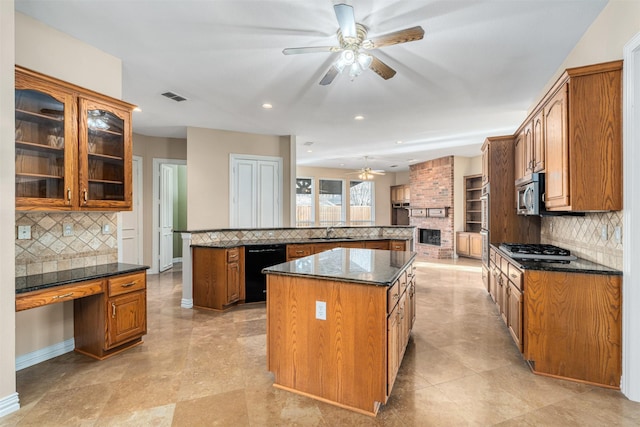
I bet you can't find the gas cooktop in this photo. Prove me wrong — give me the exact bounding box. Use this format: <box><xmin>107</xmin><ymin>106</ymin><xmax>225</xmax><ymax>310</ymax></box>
<box><xmin>499</xmin><ymin>243</ymin><xmax>577</xmax><ymax>261</ymax></box>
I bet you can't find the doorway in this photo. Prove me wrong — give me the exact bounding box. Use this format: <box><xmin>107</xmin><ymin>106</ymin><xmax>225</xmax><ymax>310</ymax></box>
<box><xmin>152</xmin><ymin>158</ymin><xmax>187</xmax><ymax>274</ymax></box>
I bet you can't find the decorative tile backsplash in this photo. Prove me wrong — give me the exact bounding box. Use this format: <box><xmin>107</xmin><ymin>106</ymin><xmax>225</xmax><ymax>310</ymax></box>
<box><xmin>541</xmin><ymin>211</ymin><xmax>622</xmax><ymax>270</ymax></box>
<box><xmin>15</xmin><ymin>212</ymin><xmax>118</xmax><ymax>277</ymax></box>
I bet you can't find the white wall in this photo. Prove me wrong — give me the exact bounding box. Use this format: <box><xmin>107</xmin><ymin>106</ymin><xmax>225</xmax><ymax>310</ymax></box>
<box><xmin>187</xmin><ymin>127</ymin><xmax>294</xmax><ymax>229</ymax></box>
<box><xmin>0</xmin><ymin>0</ymin><xmax>18</xmax><ymax>416</ymax></box>
<box><xmin>14</xmin><ymin>12</ymin><xmax>123</xmax><ymax>358</ymax></box>
<box><xmin>296</xmin><ymin>166</ymin><xmax>397</xmax><ymax>226</ymax></box>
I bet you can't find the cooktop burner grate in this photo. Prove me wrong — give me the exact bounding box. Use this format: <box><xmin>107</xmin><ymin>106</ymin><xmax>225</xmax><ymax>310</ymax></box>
<box><xmin>499</xmin><ymin>243</ymin><xmax>577</xmax><ymax>261</ymax></box>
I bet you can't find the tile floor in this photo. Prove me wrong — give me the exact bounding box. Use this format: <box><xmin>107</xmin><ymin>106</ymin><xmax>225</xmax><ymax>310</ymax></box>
<box><xmin>4</xmin><ymin>257</ymin><xmax>640</xmax><ymax>426</ymax></box>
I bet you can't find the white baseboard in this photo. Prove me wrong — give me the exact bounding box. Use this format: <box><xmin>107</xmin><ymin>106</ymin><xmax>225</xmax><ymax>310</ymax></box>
<box><xmin>181</xmin><ymin>298</ymin><xmax>193</xmax><ymax>309</ymax></box>
<box><xmin>172</xmin><ymin>257</ymin><xmax>183</xmax><ymax>263</ymax></box>
<box><xmin>15</xmin><ymin>338</ymin><xmax>75</xmax><ymax>371</ymax></box>
<box><xmin>0</xmin><ymin>393</ymin><xmax>20</xmax><ymax>417</ymax></box>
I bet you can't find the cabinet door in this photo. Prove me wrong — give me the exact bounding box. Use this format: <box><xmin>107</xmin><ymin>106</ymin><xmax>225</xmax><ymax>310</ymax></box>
<box><xmin>402</xmin><ymin>185</ymin><xmax>410</xmax><ymax>203</ymax></box>
<box><xmin>544</xmin><ymin>85</ymin><xmax>570</xmax><ymax>209</ymax></box>
<box><xmin>481</xmin><ymin>143</ymin><xmax>489</xmax><ymax>186</ymax></box>
<box><xmin>469</xmin><ymin>233</ymin><xmax>483</xmax><ymax>258</ymax></box>
<box><xmin>523</xmin><ymin>121</ymin><xmax>534</xmax><ymax>176</ymax></box>
<box><xmin>78</xmin><ymin>97</ymin><xmax>132</xmax><ymax>210</ymax></box>
<box><xmin>226</xmin><ymin>262</ymin><xmax>240</xmax><ymax>304</ymax></box>
<box><xmin>507</xmin><ymin>281</ymin><xmax>523</xmax><ymax>352</ymax></box>
<box><xmin>15</xmin><ymin>72</ymin><xmax>77</xmax><ymax>209</ymax></box>
<box><xmin>387</xmin><ymin>302</ymin><xmax>400</xmax><ymax>395</ymax></box>
<box><xmin>456</xmin><ymin>232</ymin><xmax>470</xmax><ymax>256</ymax></box>
<box><xmin>107</xmin><ymin>290</ymin><xmax>146</xmax><ymax>349</ymax></box>
<box><xmin>532</xmin><ymin>110</ymin><xmax>545</xmax><ymax>172</ymax></box>
<box><xmin>514</xmin><ymin>131</ymin><xmax>526</xmax><ymax>183</ymax></box>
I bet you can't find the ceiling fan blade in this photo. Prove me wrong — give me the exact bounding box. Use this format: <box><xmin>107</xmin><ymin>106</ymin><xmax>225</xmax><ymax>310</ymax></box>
<box><xmin>283</xmin><ymin>46</ymin><xmax>342</xmax><ymax>55</ymax></box>
<box><xmin>334</xmin><ymin>3</ymin><xmax>357</xmax><ymax>40</ymax></box>
<box><xmin>369</xmin><ymin>56</ymin><xmax>397</xmax><ymax>80</ymax></box>
<box><xmin>370</xmin><ymin>171</ymin><xmax>386</xmax><ymax>175</ymax></box>
<box><xmin>364</xmin><ymin>26</ymin><xmax>425</xmax><ymax>49</ymax></box>
<box><xmin>319</xmin><ymin>65</ymin><xmax>340</xmax><ymax>86</ymax></box>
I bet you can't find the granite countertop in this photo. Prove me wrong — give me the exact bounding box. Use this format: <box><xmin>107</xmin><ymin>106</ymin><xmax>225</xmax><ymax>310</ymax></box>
<box><xmin>191</xmin><ymin>236</ymin><xmax>410</xmax><ymax>249</ymax></box>
<box><xmin>492</xmin><ymin>245</ymin><xmax>621</xmax><ymax>276</ymax></box>
<box><xmin>262</xmin><ymin>247</ymin><xmax>417</xmax><ymax>287</ymax></box>
<box><xmin>16</xmin><ymin>263</ymin><xmax>150</xmax><ymax>294</ymax></box>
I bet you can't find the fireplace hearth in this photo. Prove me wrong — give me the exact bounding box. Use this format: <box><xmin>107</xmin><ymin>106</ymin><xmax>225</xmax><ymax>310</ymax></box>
<box><xmin>419</xmin><ymin>229</ymin><xmax>441</xmax><ymax>246</ymax></box>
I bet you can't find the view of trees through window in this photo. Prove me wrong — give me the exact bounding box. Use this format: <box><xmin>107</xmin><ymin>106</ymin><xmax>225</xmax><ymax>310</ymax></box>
<box><xmin>295</xmin><ymin>178</ymin><xmax>314</xmax><ymax>227</ymax></box>
<box><xmin>349</xmin><ymin>180</ymin><xmax>374</xmax><ymax>225</ymax></box>
<box><xmin>295</xmin><ymin>178</ymin><xmax>374</xmax><ymax>226</ymax></box>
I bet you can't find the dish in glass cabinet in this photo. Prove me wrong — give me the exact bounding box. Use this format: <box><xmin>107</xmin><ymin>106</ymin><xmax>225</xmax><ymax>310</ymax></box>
<box><xmin>15</xmin><ymin>128</ymin><xmax>22</xmax><ymax>141</ymax></box>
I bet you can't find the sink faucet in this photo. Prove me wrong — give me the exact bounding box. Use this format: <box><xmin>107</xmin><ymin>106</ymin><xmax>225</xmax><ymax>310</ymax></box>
<box><xmin>326</xmin><ymin>223</ymin><xmax>343</xmax><ymax>238</ymax></box>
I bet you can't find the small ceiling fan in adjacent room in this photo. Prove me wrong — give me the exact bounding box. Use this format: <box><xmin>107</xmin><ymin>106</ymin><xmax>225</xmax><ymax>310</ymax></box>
<box><xmin>283</xmin><ymin>3</ymin><xmax>425</xmax><ymax>85</ymax></box>
<box><xmin>347</xmin><ymin>156</ymin><xmax>386</xmax><ymax>180</ymax></box>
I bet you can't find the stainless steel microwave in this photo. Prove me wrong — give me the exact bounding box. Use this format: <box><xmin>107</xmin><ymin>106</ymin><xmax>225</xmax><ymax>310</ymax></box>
<box><xmin>516</xmin><ymin>173</ymin><xmax>544</xmax><ymax>215</ymax></box>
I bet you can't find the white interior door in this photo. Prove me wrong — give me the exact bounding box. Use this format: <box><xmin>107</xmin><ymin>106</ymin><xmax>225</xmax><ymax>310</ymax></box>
<box><xmin>120</xmin><ymin>156</ymin><xmax>142</xmax><ymax>264</ymax></box>
<box><xmin>230</xmin><ymin>155</ymin><xmax>282</xmax><ymax>228</ymax></box>
<box><xmin>159</xmin><ymin>164</ymin><xmax>174</xmax><ymax>272</ymax></box>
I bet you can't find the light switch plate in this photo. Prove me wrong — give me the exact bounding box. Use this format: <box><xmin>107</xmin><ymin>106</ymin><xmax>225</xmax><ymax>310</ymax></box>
<box><xmin>316</xmin><ymin>301</ymin><xmax>327</xmax><ymax>320</ymax></box>
<box><xmin>63</xmin><ymin>223</ymin><xmax>74</xmax><ymax>237</ymax></box>
<box><xmin>601</xmin><ymin>224</ymin><xmax>608</xmax><ymax>241</ymax></box>
<box><xmin>102</xmin><ymin>223</ymin><xmax>111</xmax><ymax>234</ymax></box>
<box><xmin>17</xmin><ymin>225</ymin><xmax>31</xmax><ymax>240</ymax></box>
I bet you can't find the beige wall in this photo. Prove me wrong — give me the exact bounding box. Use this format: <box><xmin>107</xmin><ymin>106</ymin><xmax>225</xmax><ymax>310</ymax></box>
<box><xmin>14</xmin><ymin>13</ymin><xmax>123</xmax><ymax>358</ymax></box>
<box><xmin>296</xmin><ymin>166</ymin><xmax>397</xmax><ymax>226</ymax></box>
<box><xmin>535</xmin><ymin>0</ymin><xmax>640</xmax><ymax>106</ymax></box>
<box><xmin>394</xmin><ymin>170</ymin><xmax>410</xmax><ymax>185</ymax></box>
<box><xmin>187</xmin><ymin>127</ymin><xmax>294</xmax><ymax>229</ymax></box>
<box><xmin>132</xmin><ymin>134</ymin><xmax>187</xmax><ymax>267</ymax></box>
<box><xmin>0</xmin><ymin>0</ymin><xmax>17</xmax><ymax>408</ymax></box>
<box><xmin>453</xmin><ymin>156</ymin><xmax>482</xmax><ymax>235</ymax></box>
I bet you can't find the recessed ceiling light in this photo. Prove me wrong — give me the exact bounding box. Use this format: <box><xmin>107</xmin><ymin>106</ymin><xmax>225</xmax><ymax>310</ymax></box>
<box><xmin>306</xmin><ymin>149</ymin><xmax>313</xmax><ymax>153</ymax></box>
<box><xmin>262</xmin><ymin>103</ymin><xmax>273</xmax><ymax>109</ymax></box>
<box><xmin>389</xmin><ymin>165</ymin><xmax>398</xmax><ymax>168</ymax></box>
<box><xmin>354</xmin><ymin>115</ymin><xmax>364</xmax><ymax>120</ymax></box>
<box><xmin>303</xmin><ymin>141</ymin><xmax>314</xmax><ymax>146</ymax></box>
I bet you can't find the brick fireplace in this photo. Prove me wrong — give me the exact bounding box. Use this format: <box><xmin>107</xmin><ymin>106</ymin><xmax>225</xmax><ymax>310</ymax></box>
<box><xmin>409</xmin><ymin>156</ymin><xmax>454</xmax><ymax>258</ymax></box>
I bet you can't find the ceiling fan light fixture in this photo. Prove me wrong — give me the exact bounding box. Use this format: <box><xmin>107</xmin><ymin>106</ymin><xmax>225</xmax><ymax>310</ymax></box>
<box><xmin>357</xmin><ymin>53</ymin><xmax>372</xmax><ymax>69</ymax></box>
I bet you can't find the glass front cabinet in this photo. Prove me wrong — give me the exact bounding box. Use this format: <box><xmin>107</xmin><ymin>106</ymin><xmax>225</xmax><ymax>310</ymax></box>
<box><xmin>15</xmin><ymin>67</ymin><xmax>133</xmax><ymax>211</ymax></box>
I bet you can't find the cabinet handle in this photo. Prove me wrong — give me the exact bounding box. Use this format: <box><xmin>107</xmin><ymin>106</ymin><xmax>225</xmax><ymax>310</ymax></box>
<box><xmin>112</xmin><ymin>303</ymin><xmax>116</xmax><ymax>318</ymax></box>
<box><xmin>296</xmin><ymin>250</ymin><xmax>304</xmax><ymax>254</ymax></box>
<box><xmin>67</xmin><ymin>187</ymin><xmax>72</xmax><ymax>203</ymax></box>
<box><xmin>83</xmin><ymin>189</ymin><xmax>88</xmax><ymax>203</ymax></box>
<box><xmin>393</xmin><ymin>293</ymin><xmax>399</xmax><ymax>301</ymax></box>
<box><xmin>52</xmin><ymin>292</ymin><xmax>73</xmax><ymax>300</ymax></box>
<box><xmin>121</xmin><ymin>282</ymin><xmax>135</xmax><ymax>288</ymax></box>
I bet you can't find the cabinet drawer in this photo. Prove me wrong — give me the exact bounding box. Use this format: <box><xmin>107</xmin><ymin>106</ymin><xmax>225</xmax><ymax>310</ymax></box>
<box><xmin>390</xmin><ymin>241</ymin><xmax>407</xmax><ymax>251</ymax></box>
<box><xmin>16</xmin><ymin>279</ymin><xmax>104</xmax><ymax>311</ymax></box>
<box><xmin>108</xmin><ymin>272</ymin><xmax>146</xmax><ymax>297</ymax></box>
<box><xmin>227</xmin><ymin>248</ymin><xmax>240</xmax><ymax>262</ymax></box>
<box><xmin>387</xmin><ymin>280</ymin><xmax>401</xmax><ymax>313</ymax></box>
<box><xmin>287</xmin><ymin>245</ymin><xmax>313</xmax><ymax>258</ymax></box>
<box><xmin>508</xmin><ymin>264</ymin><xmax>523</xmax><ymax>290</ymax></box>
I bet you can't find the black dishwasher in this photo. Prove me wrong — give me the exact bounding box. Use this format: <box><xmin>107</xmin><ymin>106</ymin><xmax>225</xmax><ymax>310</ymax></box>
<box><xmin>245</xmin><ymin>244</ymin><xmax>287</xmax><ymax>303</ymax></box>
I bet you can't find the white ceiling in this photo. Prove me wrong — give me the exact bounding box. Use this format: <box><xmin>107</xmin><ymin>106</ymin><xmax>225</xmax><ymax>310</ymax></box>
<box><xmin>15</xmin><ymin>0</ymin><xmax>608</xmax><ymax>172</ymax></box>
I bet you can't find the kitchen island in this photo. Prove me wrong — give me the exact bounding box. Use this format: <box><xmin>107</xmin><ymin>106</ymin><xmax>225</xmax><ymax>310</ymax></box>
<box><xmin>263</xmin><ymin>247</ymin><xmax>416</xmax><ymax>416</ymax></box>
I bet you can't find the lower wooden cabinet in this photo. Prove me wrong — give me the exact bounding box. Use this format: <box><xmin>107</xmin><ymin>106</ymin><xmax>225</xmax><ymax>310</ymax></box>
<box><xmin>456</xmin><ymin>232</ymin><xmax>482</xmax><ymax>259</ymax></box>
<box><xmin>193</xmin><ymin>246</ymin><xmax>245</xmax><ymax>310</ymax></box>
<box><xmin>74</xmin><ymin>271</ymin><xmax>147</xmax><ymax>360</ymax></box>
<box><xmin>489</xmin><ymin>249</ymin><xmax>523</xmax><ymax>352</ymax></box>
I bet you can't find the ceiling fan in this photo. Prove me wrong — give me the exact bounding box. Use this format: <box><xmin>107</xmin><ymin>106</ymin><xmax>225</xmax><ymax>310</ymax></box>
<box><xmin>283</xmin><ymin>3</ymin><xmax>425</xmax><ymax>85</ymax></box>
<box><xmin>347</xmin><ymin>156</ymin><xmax>386</xmax><ymax>180</ymax></box>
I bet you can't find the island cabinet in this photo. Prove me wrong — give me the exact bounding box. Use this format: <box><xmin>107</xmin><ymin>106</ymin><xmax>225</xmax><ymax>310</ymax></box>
<box><xmin>542</xmin><ymin>61</ymin><xmax>622</xmax><ymax>211</ymax></box>
<box><xmin>192</xmin><ymin>246</ymin><xmax>245</xmax><ymax>310</ymax></box>
<box><xmin>15</xmin><ymin>66</ymin><xmax>134</xmax><ymax>211</ymax></box>
<box><xmin>265</xmin><ymin>248</ymin><xmax>416</xmax><ymax>416</ymax></box>
<box><xmin>16</xmin><ymin>267</ymin><xmax>148</xmax><ymax>360</ymax></box>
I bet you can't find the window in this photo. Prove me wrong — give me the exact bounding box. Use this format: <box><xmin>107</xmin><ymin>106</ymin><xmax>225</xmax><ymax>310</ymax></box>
<box><xmin>349</xmin><ymin>180</ymin><xmax>374</xmax><ymax>225</ymax></box>
<box><xmin>319</xmin><ymin>179</ymin><xmax>345</xmax><ymax>226</ymax></box>
<box><xmin>295</xmin><ymin>178</ymin><xmax>314</xmax><ymax>227</ymax></box>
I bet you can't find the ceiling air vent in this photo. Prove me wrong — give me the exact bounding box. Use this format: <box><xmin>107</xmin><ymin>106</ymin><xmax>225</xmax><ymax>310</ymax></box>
<box><xmin>161</xmin><ymin>91</ymin><xmax>187</xmax><ymax>102</ymax></box>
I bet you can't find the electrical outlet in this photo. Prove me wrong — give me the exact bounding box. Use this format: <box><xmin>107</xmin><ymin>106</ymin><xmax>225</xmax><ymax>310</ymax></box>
<box><xmin>102</xmin><ymin>223</ymin><xmax>111</xmax><ymax>234</ymax></box>
<box><xmin>601</xmin><ymin>224</ymin><xmax>608</xmax><ymax>241</ymax></box>
<box><xmin>615</xmin><ymin>226</ymin><xmax>622</xmax><ymax>243</ymax></box>
<box><xmin>315</xmin><ymin>301</ymin><xmax>326</xmax><ymax>320</ymax></box>
<box><xmin>17</xmin><ymin>225</ymin><xmax>31</xmax><ymax>240</ymax></box>
<box><xmin>63</xmin><ymin>223</ymin><xmax>74</xmax><ymax>237</ymax></box>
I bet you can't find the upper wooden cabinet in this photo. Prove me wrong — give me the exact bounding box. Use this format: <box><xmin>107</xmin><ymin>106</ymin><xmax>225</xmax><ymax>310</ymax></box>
<box><xmin>514</xmin><ymin>130</ymin><xmax>526</xmax><ymax>183</ymax></box>
<box><xmin>519</xmin><ymin>61</ymin><xmax>622</xmax><ymax>212</ymax></box>
<box><xmin>15</xmin><ymin>66</ymin><xmax>134</xmax><ymax>211</ymax></box>
<box><xmin>390</xmin><ymin>184</ymin><xmax>410</xmax><ymax>205</ymax></box>
<box><xmin>515</xmin><ymin>110</ymin><xmax>545</xmax><ymax>183</ymax></box>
